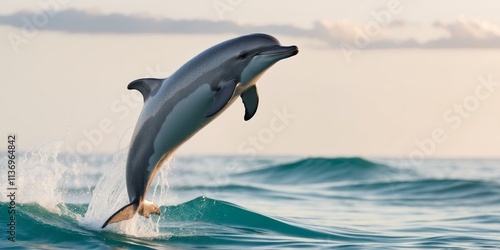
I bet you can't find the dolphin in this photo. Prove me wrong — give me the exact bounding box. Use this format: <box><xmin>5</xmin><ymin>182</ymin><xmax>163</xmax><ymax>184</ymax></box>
<box><xmin>101</xmin><ymin>33</ymin><xmax>298</xmax><ymax>228</ymax></box>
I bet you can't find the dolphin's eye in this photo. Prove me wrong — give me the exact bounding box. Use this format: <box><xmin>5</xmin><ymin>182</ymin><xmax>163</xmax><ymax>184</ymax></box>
<box><xmin>237</xmin><ymin>52</ymin><xmax>248</xmax><ymax>60</ymax></box>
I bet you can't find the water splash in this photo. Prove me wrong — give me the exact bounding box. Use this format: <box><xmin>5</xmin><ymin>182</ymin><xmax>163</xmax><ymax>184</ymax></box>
<box><xmin>0</xmin><ymin>139</ymin><xmax>90</xmax><ymax>224</ymax></box>
<box><xmin>81</xmin><ymin>149</ymin><xmax>172</xmax><ymax>237</ymax></box>
<box><xmin>81</xmin><ymin>150</ymin><xmax>127</xmax><ymax>229</ymax></box>
<box><xmin>9</xmin><ymin>141</ymin><xmax>62</xmax><ymax>209</ymax></box>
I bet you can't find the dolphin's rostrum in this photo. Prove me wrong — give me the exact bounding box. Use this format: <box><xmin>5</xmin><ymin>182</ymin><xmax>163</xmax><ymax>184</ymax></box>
<box><xmin>102</xmin><ymin>34</ymin><xmax>298</xmax><ymax>228</ymax></box>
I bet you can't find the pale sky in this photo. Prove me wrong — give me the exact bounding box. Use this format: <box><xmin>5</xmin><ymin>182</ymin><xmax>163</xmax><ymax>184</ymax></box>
<box><xmin>1</xmin><ymin>1</ymin><xmax>499</xmax><ymax>158</ymax></box>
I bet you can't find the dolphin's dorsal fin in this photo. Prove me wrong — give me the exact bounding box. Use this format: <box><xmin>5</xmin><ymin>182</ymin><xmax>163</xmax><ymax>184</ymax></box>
<box><xmin>241</xmin><ymin>86</ymin><xmax>259</xmax><ymax>121</ymax></box>
<box><xmin>205</xmin><ymin>80</ymin><xmax>237</xmax><ymax>118</ymax></box>
<box><xmin>127</xmin><ymin>78</ymin><xmax>165</xmax><ymax>101</ymax></box>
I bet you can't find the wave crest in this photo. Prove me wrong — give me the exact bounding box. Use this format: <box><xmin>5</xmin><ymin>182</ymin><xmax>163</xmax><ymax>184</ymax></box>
<box><xmin>237</xmin><ymin>157</ymin><xmax>398</xmax><ymax>184</ymax></box>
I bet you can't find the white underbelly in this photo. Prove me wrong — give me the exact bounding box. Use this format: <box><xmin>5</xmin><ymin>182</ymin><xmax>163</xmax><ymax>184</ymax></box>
<box><xmin>147</xmin><ymin>84</ymin><xmax>213</xmax><ymax>171</ymax></box>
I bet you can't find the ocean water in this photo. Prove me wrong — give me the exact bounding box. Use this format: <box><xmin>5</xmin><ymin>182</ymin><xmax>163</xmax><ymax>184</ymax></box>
<box><xmin>1</xmin><ymin>144</ymin><xmax>499</xmax><ymax>249</ymax></box>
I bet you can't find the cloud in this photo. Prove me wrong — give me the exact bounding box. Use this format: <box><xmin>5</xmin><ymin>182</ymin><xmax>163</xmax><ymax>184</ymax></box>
<box><xmin>1</xmin><ymin>9</ymin><xmax>499</xmax><ymax>49</ymax></box>
<box><xmin>0</xmin><ymin>9</ymin><xmax>240</xmax><ymax>34</ymax></box>
<box><xmin>429</xmin><ymin>17</ymin><xmax>500</xmax><ymax>48</ymax></box>
<box><xmin>0</xmin><ymin>9</ymin><xmax>309</xmax><ymax>36</ymax></box>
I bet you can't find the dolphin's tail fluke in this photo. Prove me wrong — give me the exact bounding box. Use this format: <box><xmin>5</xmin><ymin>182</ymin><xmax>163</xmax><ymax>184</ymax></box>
<box><xmin>102</xmin><ymin>200</ymin><xmax>139</xmax><ymax>228</ymax></box>
<box><xmin>101</xmin><ymin>199</ymin><xmax>161</xmax><ymax>228</ymax></box>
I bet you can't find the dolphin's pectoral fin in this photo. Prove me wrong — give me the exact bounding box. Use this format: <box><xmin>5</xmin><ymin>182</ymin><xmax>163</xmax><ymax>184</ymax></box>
<box><xmin>101</xmin><ymin>199</ymin><xmax>139</xmax><ymax>228</ymax></box>
<box><xmin>138</xmin><ymin>200</ymin><xmax>161</xmax><ymax>218</ymax></box>
<box><xmin>128</xmin><ymin>78</ymin><xmax>166</xmax><ymax>101</ymax></box>
<box><xmin>241</xmin><ymin>85</ymin><xmax>259</xmax><ymax>121</ymax></box>
<box><xmin>205</xmin><ymin>80</ymin><xmax>237</xmax><ymax>117</ymax></box>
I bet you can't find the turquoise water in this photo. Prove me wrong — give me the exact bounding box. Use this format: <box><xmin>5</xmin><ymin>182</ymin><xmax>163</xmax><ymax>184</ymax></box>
<box><xmin>1</xmin><ymin>148</ymin><xmax>499</xmax><ymax>249</ymax></box>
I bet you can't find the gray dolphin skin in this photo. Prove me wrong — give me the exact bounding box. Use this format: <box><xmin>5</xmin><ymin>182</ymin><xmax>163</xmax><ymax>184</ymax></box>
<box><xmin>102</xmin><ymin>33</ymin><xmax>298</xmax><ymax>228</ymax></box>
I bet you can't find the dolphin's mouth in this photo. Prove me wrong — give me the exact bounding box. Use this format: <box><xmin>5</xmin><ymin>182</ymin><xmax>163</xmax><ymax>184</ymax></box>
<box><xmin>257</xmin><ymin>45</ymin><xmax>299</xmax><ymax>58</ymax></box>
